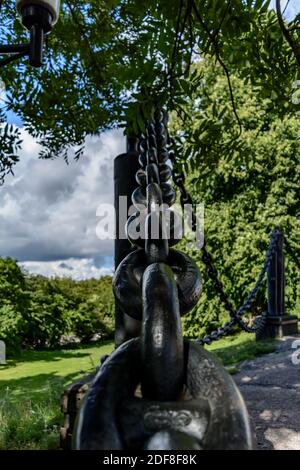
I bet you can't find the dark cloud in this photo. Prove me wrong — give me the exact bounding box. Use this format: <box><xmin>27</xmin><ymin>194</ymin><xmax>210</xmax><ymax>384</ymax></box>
<box><xmin>58</xmin><ymin>262</ymin><xmax>74</xmax><ymax>271</ymax></box>
<box><xmin>0</xmin><ymin>129</ymin><xmax>125</xmax><ymax>278</ymax></box>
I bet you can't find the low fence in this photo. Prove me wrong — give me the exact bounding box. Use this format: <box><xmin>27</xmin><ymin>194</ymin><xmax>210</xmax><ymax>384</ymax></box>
<box><xmin>197</xmin><ymin>228</ymin><xmax>299</xmax><ymax>345</ymax></box>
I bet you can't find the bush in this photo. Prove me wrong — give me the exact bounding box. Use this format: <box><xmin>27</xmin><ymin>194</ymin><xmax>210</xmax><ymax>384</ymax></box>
<box><xmin>0</xmin><ymin>258</ymin><xmax>115</xmax><ymax>354</ymax></box>
<box><xmin>0</xmin><ymin>305</ymin><xmax>24</xmax><ymax>355</ymax></box>
<box><xmin>23</xmin><ymin>276</ymin><xmax>71</xmax><ymax>349</ymax></box>
<box><xmin>63</xmin><ymin>277</ymin><xmax>115</xmax><ymax>343</ymax></box>
<box><xmin>0</xmin><ymin>258</ymin><xmax>28</xmax><ymax>354</ymax></box>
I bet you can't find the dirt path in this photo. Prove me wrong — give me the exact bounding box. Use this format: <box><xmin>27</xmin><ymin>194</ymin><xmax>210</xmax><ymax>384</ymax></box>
<box><xmin>234</xmin><ymin>336</ymin><xmax>300</xmax><ymax>450</ymax></box>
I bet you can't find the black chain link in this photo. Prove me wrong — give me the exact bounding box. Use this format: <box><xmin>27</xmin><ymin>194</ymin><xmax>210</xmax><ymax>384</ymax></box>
<box><xmin>197</xmin><ymin>230</ymin><xmax>279</xmax><ymax>345</ymax></box>
<box><xmin>168</xmin><ymin>138</ymin><xmax>281</xmax><ymax>344</ymax></box>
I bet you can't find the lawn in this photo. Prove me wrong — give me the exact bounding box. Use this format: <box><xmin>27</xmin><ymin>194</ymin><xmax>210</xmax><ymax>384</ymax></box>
<box><xmin>0</xmin><ymin>341</ymin><xmax>114</xmax><ymax>450</ymax></box>
<box><xmin>0</xmin><ymin>333</ymin><xmax>276</xmax><ymax>450</ymax></box>
<box><xmin>207</xmin><ymin>331</ymin><xmax>277</xmax><ymax>367</ymax></box>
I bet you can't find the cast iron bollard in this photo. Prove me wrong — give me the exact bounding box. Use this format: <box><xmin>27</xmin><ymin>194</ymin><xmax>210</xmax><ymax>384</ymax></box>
<box><xmin>256</xmin><ymin>229</ymin><xmax>298</xmax><ymax>340</ymax></box>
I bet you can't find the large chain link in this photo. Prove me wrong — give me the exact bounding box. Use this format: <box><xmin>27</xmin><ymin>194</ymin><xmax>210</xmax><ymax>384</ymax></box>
<box><xmin>113</xmin><ymin>110</ymin><xmax>202</xmax><ymax>400</ymax></box>
<box><xmin>168</xmin><ymin>138</ymin><xmax>281</xmax><ymax>344</ymax></box>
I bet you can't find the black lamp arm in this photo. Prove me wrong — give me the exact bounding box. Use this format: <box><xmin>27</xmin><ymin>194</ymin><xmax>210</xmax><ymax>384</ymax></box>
<box><xmin>0</xmin><ymin>50</ymin><xmax>29</xmax><ymax>68</ymax></box>
<box><xmin>0</xmin><ymin>24</ymin><xmax>44</xmax><ymax>68</ymax></box>
<box><xmin>0</xmin><ymin>44</ymin><xmax>30</xmax><ymax>54</ymax></box>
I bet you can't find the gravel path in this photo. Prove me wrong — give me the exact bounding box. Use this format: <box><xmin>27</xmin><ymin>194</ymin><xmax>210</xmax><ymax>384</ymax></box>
<box><xmin>234</xmin><ymin>336</ymin><xmax>300</xmax><ymax>450</ymax></box>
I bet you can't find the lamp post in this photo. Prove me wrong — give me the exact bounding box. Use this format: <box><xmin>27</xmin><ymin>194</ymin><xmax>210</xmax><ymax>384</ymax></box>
<box><xmin>0</xmin><ymin>0</ymin><xmax>60</xmax><ymax>68</ymax></box>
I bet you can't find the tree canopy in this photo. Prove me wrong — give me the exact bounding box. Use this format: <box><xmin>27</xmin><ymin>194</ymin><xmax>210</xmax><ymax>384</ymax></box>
<box><xmin>0</xmin><ymin>257</ymin><xmax>114</xmax><ymax>354</ymax></box>
<box><xmin>0</xmin><ymin>0</ymin><xmax>299</xmax><ymax>181</ymax></box>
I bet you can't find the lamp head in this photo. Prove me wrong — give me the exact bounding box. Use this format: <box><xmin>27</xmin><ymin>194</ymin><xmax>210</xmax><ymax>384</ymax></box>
<box><xmin>16</xmin><ymin>1</ymin><xmax>60</xmax><ymax>67</ymax></box>
<box><xmin>16</xmin><ymin>0</ymin><xmax>60</xmax><ymax>33</ymax></box>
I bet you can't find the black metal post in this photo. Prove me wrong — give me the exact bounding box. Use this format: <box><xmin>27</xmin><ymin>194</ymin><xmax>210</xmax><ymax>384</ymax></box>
<box><xmin>267</xmin><ymin>230</ymin><xmax>285</xmax><ymax>317</ymax></box>
<box><xmin>114</xmin><ymin>136</ymin><xmax>141</xmax><ymax>347</ymax></box>
<box><xmin>0</xmin><ymin>44</ymin><xmax>29</xmax><ymax>54</ymax></box>
<box><xmin>29</xmin><ymin>24</ymin><xmax>44</xmax><ymax>67</ymax></box>
<box><xmin>257</xmin><ymin>229</ymin><xmax>298</xmax><ymax>340</ymax></box>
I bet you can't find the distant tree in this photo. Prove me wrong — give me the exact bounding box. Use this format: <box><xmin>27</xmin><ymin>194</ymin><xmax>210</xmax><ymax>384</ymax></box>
<box><xmin>24</xmin><ymin>275</ymin><xmax>71</xmax><ymax>349</ymax></box>
<box><xmin>0</xmin><ymin>258</ymin><xmax>115</xmax><ymax>354</ymax></box>
<box><xmin>58</xmin><ymin>276</ymin><xmax>115</xmax><ymax>343</ymax></box>
<box><xmin>0</xmin><ymin>258</ymin><xmax>28</xmax><ymax>353</ymax></box>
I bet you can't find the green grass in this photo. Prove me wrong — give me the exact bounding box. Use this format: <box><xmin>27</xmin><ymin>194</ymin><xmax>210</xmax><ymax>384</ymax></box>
<box><xmin>207</xmin><ymin>331</ymin><xmax>277</xmax><ymax>366</ymax></box>
<box><xmin>0</xmin><ymin>333</ymin><xmax>277</xmax><ymax>450</ymax></box>
<box><xmin>0</xmin><ymin>341</ymin><xmax>114</xmax><ymax>450</ymax></box>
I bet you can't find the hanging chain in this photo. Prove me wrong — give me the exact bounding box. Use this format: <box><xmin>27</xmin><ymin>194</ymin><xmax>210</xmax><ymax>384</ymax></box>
<box><xmin>168</xmin><ymin>138</ymin><xmax>281</xmax><ymax>344</ymax></box>
<box><xmin>197</xmin><ymin>230</ymin><xmax>279</xmax><ymax>344</ymax></box>
<box><xmin>114</xmin><ymin>109</ymin><xmax>202</xmax><ymax>399</ymax></box>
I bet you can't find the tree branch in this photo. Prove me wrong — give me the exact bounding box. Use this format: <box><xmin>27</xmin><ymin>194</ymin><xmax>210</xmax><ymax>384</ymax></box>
<box><xmin>190</xmin><ymin>0</ymin><xmax>242</xmax><ymax>136</ymax></box>
<box><xmin>276</xmin><ymin>0</ymin><xmax>300</xmax><ymax>67</ymax></box>
<box><xmin>282</xmin><ymin>0</ymin><xmax>291</xmax><ymax>16</ymax></box>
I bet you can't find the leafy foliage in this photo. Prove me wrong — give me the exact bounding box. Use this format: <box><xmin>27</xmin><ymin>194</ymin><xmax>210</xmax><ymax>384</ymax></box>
<box><xmin>0</xmin><ymin>258</ymin><xmax>28</xmax><ymax>352</ymax></box>
<box><xmin>58</xmin><ymin>277</ymin><xmax>115</xmax><ymax>343</ymax></box>
<box><xmin>24</xmin><ymin>276</ymin><xmax>72</xmax><ymax>349</ymax></box>
<box><xmin>0</xmin><ymin>1</ymin><xmax>299</xmax><ymax>180</ymax></box>
<box><xmin>171</xmin><ymin>60</ymin><xmax>300</xmax><ymax>338</ymax></box>
<box><xmin>0</xmin><ymin>114</ymin><xmax>22</xmax><ymax>184</ymax></box>
<box><xmin>0</xmin><ymin>258</ymin><xmax>115</xmax><ymax>354</ymax></box>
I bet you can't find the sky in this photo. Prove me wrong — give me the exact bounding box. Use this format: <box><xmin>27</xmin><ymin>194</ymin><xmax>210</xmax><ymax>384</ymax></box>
<box><xmin>270</xmin><ymin>0</ymin><xmax>300</xmax><ymax>20</ymax></box>
<box><xmin>0</xmin><ymin>127</ymin><xmax>125</xmax><ymax>279</ymax></box>
<box><xmin>0</xmin><ymin>0</ymin><xmax>299</xmax><ymax>280</ymax></box>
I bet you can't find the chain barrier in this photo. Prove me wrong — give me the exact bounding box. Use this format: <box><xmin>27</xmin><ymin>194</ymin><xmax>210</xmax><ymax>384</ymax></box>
<box><xmin>196</xmin><ymin>230</ymin><xmax>280</xmax><ymax>345</ymax></box>
<box><xmin>168</xmin><ymin>138</ymin><xmax>283</xmax><ymax>344</ymax></box>
<box><xmin>75</xmin><ymin>109</ymin><xmax>256</xmax><ymax>449</ymax></box>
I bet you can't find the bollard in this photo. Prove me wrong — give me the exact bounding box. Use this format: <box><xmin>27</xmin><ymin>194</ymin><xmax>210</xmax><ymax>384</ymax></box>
<box><xmin>114</xmin><ymin>136</ymin><xmax>141</xmax><ymax>347</ymax></box>
<box><xmin>257</xmin><ymin>230</ymin><xmax>298</xmax><ymax>340</ymax></box>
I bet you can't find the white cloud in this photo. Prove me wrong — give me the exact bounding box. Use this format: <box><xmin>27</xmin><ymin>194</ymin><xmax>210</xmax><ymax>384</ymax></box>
<box><xmin>21</xmin><ymin>258</ymin><xmax>113</xmax><ymax>280</ymax></box>
<box><xmin>0</xmin><ymin>128</ymin><xmax>126</xmax><ymax>279</ymax></box>
<box><xmin>269</xmin><ymin>0</ymin><xmax>300</xmax><ymax>20</ymax></box>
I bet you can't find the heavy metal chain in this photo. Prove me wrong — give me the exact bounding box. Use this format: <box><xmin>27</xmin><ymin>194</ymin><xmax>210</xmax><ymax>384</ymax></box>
<box><xmin>168</xmin><ymin>139</ymin><xmax>281</xmax><ymax>344</ymax></box>
<box><xmin>197</xmin><ymin>230</ymin><xmax>279</xmax><ymax>344</ymax></box>
<box><xmin>78</xmin><ymin>110</ymin><xmax>256</xmax><ymax>450</ymax></box>
<box><xmin>114</xmin><ymin>109</ymin><xmax>202</xmax><ymax>400</ymax></box>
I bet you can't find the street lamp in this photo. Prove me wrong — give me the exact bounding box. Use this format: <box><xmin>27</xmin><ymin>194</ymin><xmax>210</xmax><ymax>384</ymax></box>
<box><xmin>0</xmin><ymin>0</ymin><xmax>61</xmax><ymax>68</ymax></box>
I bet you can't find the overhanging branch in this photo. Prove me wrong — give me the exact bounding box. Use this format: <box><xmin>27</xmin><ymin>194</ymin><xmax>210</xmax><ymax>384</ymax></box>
<box><xmin>276</xmin><ymin>0</ymin><xmax>300</xmax><ymax>67</ymax></box>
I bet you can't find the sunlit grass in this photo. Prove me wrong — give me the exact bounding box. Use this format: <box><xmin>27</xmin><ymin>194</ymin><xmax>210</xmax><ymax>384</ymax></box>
<box><xmin>0</xmin><ymin>334</ymin><xmax>277</xmax><ymax>449</ymax></box>
<box><xmin>0</xmin><ymin>341</ymin><xmax>114</xmax><ymax>450</ymax></box>
<box><xmin>207</xmin><ymin>331</ymin><xmax>277</xmax><ymax>366</ymax></box>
